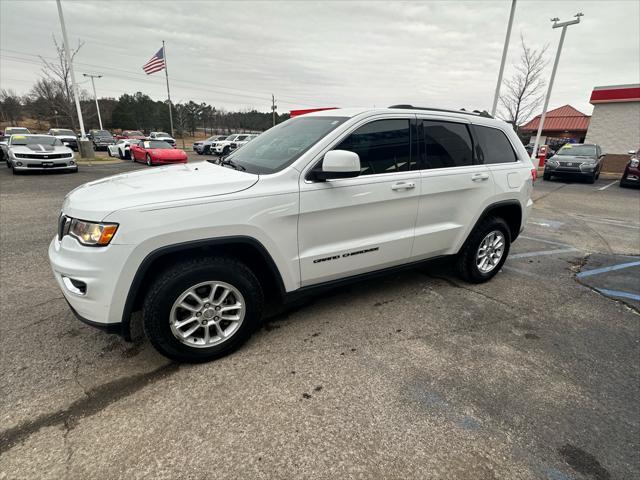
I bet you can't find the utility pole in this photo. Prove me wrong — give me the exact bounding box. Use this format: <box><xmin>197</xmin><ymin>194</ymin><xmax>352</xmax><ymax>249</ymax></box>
<box><xmin>55</xmin><ymin>0</ymin><xmax>93</xmax><ymax>159</ymax></box>
<box><xmin>271</xmin><ymin>94</ymin><xmax>277</xmax><ymax>127</ymax></box>
<box><xmin>491</xmin><ymin>0</ymin><xmax>517</xmax><ymax>116</ymax></box>
<box><xmin>83</xmin><ymin>73</ymin><xmax>103</xmax><ymax>130</ymax></box>
<box><xmin>531</xmin><ymin>13</ymin><xmax>583</xmax><ymax>160</ymax></box>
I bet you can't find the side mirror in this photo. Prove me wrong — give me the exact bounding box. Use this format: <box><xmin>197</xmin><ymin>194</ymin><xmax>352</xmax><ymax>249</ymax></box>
<box><xmin>629</xmin><ymin>150</ymin><xmax>637</xmax><ymax>155</ymax></box>
<box><xmin>313</xmin><ymin>150</ymin><xmax>361</xmax><ymax>181</ymax></box>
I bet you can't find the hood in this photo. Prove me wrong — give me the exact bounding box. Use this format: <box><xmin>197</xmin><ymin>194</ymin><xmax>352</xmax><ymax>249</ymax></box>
<box><xmin>554</xmin><ymin>155</ymin><xmax>596</xmax><ymax>163</ymax></box>
<box><xmin>11</xmin><ymin>144</ymin><xmax>71</xmax><ymax>154</ymax></box>
<box><xmin>62</xmin><ymin>161</ymin><xmax>259</xmax><ymax>220</ymax></box>
<box><xmin>149</xmin><ymin>148</ymin><xmax>187</xmax><ymax>159</ymax></box>
<box><xmin>54</xmin><ymin>135</ymin><xmax>77</xmax><ymax>141</ymax></box>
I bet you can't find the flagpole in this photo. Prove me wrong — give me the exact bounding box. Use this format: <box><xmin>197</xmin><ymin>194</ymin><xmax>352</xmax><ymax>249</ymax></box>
<box><xmin>163</xmin><ymin>40</ymin><xmax>174</xmax><ymax>137</ymax></box>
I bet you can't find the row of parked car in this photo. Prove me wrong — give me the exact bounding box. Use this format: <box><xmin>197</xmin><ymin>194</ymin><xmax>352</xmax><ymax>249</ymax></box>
<box><xmin>0</xmin><ymin>126</ymin><xmax>177</xmax><ymax>152</ymax></box>
<box><xmin>192</xmin><ymin>133</ymin><xmax>259</xmax><ymax>156</ymax></box>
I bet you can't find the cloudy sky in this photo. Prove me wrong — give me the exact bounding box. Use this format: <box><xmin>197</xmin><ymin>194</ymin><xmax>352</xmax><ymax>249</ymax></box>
<box><xmin>1</xmin><ymin>0</ymin><xmax>638</xmax><ymax>118</ymax></box>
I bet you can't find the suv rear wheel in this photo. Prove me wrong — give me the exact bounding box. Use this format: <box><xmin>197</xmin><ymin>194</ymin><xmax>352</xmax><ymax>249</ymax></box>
<box><xmin>456</xmin><ymin>217</ymin><xmax>511</xmax><ymax>283</ymax></box>
<box><xmin>143</xmin><ymin>257</ymin><xmax>264</xmax><ymax>363</ymax></box>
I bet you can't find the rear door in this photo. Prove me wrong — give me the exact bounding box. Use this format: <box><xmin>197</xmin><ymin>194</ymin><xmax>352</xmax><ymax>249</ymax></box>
<box><xmin>298</xmin><ymin>116</ymin><xmax>421</xmax><ymax>286</ymax></box>
<box><xmin>411</xmin><ymin>117</ymin><xmax>495</xmax><ymax>260</ymax></box>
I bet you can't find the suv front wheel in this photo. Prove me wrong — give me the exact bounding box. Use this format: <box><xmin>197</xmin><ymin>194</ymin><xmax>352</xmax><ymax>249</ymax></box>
<box><xmin>143</xmin><ymin>257</ymin><xmax>264</xmax><ymax>363</ymax></box>
<box><xmin>456</xmin><ymin>217</ymin><xmax>511</xmax><ymax>283</ymax></box>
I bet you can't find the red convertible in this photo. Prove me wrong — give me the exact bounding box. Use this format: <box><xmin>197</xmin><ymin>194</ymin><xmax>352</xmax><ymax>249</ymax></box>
<box><xmin>130</xmin><ymin>140</ymin><xmax>188</xmax><ymax>166</ymax></box>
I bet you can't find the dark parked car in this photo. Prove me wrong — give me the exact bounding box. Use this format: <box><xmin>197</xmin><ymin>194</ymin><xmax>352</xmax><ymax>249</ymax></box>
<box><xmin>620</xmin><ymin>149</ymin><xmax>640</xmax><ymax>188</ymax></box>
<box><xmin>88</xmin><ymin>130</ymin><xmax>115</xmax><ymax>150</ymax></box>
<box><xmin>543</xmin><ymin>143</ymin><xmax>603</xmax><ymax>183</ymax></box>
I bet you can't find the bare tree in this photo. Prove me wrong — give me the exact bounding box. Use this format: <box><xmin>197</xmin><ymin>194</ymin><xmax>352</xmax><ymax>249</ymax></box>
<box><xmin>35</xmin><ymin>36</ymin><xmax>91</xmax><ymax>129</ymax></box>
<box><xmin>499</xmin><ymin>35</ymin><xmax>548</xmax><ymax>132</ymax></box>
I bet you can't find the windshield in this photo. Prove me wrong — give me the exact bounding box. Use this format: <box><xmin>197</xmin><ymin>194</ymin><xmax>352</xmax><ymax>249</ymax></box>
<box><xmin>145</xmin><ymin>140</ymin><xmax>172</xmax><ymax>149</ymax></box>
<box><xmin>6</xmin><ymin>128</ymin><xmax>30</xmax><ymax>134</ymax></box>
<box><xmin>127</xmin><ymin>131</ymin><xmax>144</xmax><ymax>136</ymax></box>
<box><xmin>155</xmin><ymin>132</ymin><xmax>170</xmax><ymax>137</ymax></box>
<box><xmin>236</xmin><ymin>135</ymin><xmax>248</xmax><ymax>141</ymax></box>
<box><xmin>11</xmin><ymin>135</ymin><xmax>62</xmax><ymax>146</ymax></box>
<box><xmin>52</xmin><ymin>129</ymin><xmax>75</xmax><ymax>136</ymax></box>
<box><xmin>225</xmin><ymin>135</ymin><xmax>239</xmax><ymax>141</ymax></box>
<box><xmin>227</xmin><ymin>116</ymin><xmax>348</xmax><ymax>174</ymax></box>
<box><xmin>94</xmin><ymin>130</ymin><xmax>112</xmax><ymax>137</ymax></box>
<box><xmin>557</xmin><ymin>145</ymin><xmax>596</xmax><ymax>156</ymax></box>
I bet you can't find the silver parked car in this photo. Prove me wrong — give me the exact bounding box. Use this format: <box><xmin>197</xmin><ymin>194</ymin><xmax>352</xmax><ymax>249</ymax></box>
<box><xmin>5</xmin><ymin>134</ymin><xmax>77</xmax><ymax>174</ymax></box>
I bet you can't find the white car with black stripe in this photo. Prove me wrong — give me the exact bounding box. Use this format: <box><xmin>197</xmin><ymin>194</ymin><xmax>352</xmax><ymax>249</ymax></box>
<box><xmin>6</xmin><ymin>134</ymin><xmax>77</xmax><ymax>174</ymax></box>
<box><xmin>107</xmin><ymin>139</ymin><xmax>143</xmax><ymax>159</ymax></box>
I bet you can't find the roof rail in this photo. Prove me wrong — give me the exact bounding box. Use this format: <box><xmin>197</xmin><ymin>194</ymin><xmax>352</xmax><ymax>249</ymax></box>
<box><xmin>388</xmin><ymin>105</ymin><xmax>493</xmax><ymax>119</ymax></box>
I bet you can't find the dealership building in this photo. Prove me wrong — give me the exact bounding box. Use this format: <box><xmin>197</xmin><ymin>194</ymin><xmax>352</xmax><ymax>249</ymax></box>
<box><xmin>584</xmin><ymin>84</ymin><xmax>640</xmax><ymax>156</ymax></box>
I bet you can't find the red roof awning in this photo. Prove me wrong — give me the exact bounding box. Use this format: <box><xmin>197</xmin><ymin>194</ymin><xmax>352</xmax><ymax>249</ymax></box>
<box><xmin>520</xmin><ymin>105</ymin><xmax>590</xmax><ymax>132</ymax></box>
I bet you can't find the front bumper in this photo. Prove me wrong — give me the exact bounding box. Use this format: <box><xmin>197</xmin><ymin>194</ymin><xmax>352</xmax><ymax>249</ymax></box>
<box><xmin>13</xmin><ymin>158</ymin><xmax>76</xmax><ymax>171</ymax></box>
<box><xmin>49</xmin><ymin>235</ymin><xmax>134</xmax><ymax>328</ymax></box>
<box><xmin>545</xmin><ymin>162</ymin><xmax>597</xmax><ymax>177</ymax></box>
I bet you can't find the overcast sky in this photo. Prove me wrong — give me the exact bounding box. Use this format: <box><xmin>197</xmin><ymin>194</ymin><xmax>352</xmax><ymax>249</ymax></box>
<box><xmin>1</xmin><ymin>0</ymin><xmax>639</xmax><ymax>118</ymax></box>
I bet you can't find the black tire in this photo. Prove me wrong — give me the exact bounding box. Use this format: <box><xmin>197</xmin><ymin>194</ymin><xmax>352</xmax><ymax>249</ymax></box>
<box><xmin>543</xmin><ymin>172</ymin><xmax>551</xmax><ymax>181</ymax></box>
<box><xmin>69</xmin><ymin>167</ymin><xmax>78</xmax><ymax>173</ymax></box>
<box><xmin>143</xmin><ymin>256</ymin><xmax>264</xmax><ymax>363</ymax></box>
<box><xmin>223</xmin><ymin>146</ymin><xmax>230</xmax><ymax>155</ymax></box>
<box><xmin>128</xmin><ymin>149</ymin><xmax>134</xmax><ymax>161</ymax></box>
<box><xmin>196</xmin><ymin>150</ymin><xmax>203</xmax><ymax>155</ymax></box>
<box><xmin>146</xmin><ymin>154</ymin><xmax>152</xmax><ymax>166</ymax></box>
<box><xmin>118</xmin><ymin>148</ymin><xmax>125</xmax><ymax>160</ymax></box>
<box><xmin>107</xmin><ymin>149</ymin><xmax>113</xmax><ymax>158</ymax></box>
<box><xmin>456</xmin><ymin>216</ymin><xmax>511</xmax><ymax>283</ymax></box>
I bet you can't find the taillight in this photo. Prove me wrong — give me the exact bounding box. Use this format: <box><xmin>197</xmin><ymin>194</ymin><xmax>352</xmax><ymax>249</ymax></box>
<box><xmin>531</xmin><ymin>168</ymin><xmax>537</xmax><ymax>182</ymax></box>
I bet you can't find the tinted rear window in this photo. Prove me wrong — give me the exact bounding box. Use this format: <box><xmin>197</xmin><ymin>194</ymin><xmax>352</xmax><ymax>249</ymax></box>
<box><xmin>473</xmin><ymin>125</ymin><xmax>517</xmax><ymax>164</ymax></box>
<box><xmin>421</xmin><ymin>120</ymin><xmax>473</xmax><ymax>168</ymax></box>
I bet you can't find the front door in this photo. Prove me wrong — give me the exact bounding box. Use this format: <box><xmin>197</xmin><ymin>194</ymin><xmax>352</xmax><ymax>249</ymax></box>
<box><xmin>298</xmin><ymin>117</ymin><xmax>421</xmax><ymax>286</ymax></box>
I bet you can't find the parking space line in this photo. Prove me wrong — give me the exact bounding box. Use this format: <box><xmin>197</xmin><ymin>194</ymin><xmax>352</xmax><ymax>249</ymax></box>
<box><xmin>570</xmin><ymin>214</ymin><xmax>640</xmax><ymax>230</ymax></box>
<box><xmin>576</xmin><ymin>260</ymin><xmax>640</xmax><ymax>278</ymax></box>
<box><xmin>510</xmin><ymin>248</ymin><xmax>579</xmax><ymax>259</ymax></box>
<box><xmin>520</xmin><ymin>235</ymin><xmax>572</xmax><ymax>248</ymax></box>
<box><xmin>595</xmin><ymin>288</ymin><xmax>640</xmax><ymax>302</ymax></box>
<box><xmin>597</xmin><ymin>181</ymin><xmax>617</xmax><ymax>191</ymax></box>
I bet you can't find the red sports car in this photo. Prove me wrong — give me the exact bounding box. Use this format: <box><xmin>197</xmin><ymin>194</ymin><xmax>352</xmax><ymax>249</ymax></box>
<box><xmin>130</xmin><ymin>140</ymin><xmax>188</xmax><ymax>166</ymax></box>
<box><xmin>116</xmin><ymin>130</ymin><xmax>147</xmax><ymax>141</ymax></box>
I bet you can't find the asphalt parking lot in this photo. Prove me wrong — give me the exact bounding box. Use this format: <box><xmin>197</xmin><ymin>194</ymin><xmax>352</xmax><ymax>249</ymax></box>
<box><xmin>1</xmin><ymin>160</ymin><xmax>638</xmax><ymax>479</ymax></box>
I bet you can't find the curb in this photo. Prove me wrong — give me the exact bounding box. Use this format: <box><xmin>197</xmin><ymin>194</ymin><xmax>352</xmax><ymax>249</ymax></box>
<box><xmin>536</xmin><ymin>167</ymin><xmax>620</xmax><ymax>180</ymax></box>
<box><xmin>76</xmin><ymin>159</ymin><xmax>125</xmax><ymax>165</ymax></box>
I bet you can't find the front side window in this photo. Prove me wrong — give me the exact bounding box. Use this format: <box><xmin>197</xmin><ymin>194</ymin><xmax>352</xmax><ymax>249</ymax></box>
<box><xmin>335</xmin><ymin>119</ymin><xmax>411</xmax><ymax>176</ymax></box>
<box><xmin>422</xmin><ymin>120</ymin><xmax>473</xmax><ymax>169</ymax></box>
<box><xmin>474</xmin><ymin>125</ymin><xmax>517</xmax><ymax>164</ymax></box>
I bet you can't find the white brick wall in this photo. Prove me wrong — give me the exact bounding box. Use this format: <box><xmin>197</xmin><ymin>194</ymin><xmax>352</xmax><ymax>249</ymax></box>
<box><xmin>585</xmin><ymin>102</ymin><xmax>640</xmax><ymax>154</ymax></box>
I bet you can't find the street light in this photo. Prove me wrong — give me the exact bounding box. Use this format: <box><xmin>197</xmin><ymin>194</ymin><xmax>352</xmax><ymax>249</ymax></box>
<box><xmin>531</xmin><ymin>13</ymin><xmax>584</xmax><ymax>161</ymax></box>
<box><xmin>83</xmin><ymin>73</ymin><xmax>103</xmax><ymax>130</ymax></box>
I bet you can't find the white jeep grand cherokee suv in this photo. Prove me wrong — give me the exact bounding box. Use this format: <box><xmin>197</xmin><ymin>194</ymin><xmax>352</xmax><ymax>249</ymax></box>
<box><xmin>49</xmin><ymin>106</ymin><xmax>535</xmax><ymax>363</ymax></box>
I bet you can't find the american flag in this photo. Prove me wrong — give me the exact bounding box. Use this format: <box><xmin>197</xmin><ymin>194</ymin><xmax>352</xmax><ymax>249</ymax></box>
<box><xmin>142</xmin><ymin>47</ymin><xmax>166</xmax><ymax>74</ymax></box>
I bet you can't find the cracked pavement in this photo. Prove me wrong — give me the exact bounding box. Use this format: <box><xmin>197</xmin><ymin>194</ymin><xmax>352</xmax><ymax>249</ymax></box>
<box><xmin>1</xmin><ymin>163</ymin><xmax>639</xmax><ymax>479</ymax></box>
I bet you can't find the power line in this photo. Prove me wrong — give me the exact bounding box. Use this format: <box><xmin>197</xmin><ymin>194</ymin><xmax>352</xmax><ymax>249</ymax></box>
<box><xmin>0</xmin><ymin>48</ymin><xmax>330</xmax><ymax>108</ymax></box>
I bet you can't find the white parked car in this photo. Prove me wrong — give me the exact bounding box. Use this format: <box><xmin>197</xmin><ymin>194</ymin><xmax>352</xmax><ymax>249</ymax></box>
<box><xmin>49</xmin><ymin>106</ymin><xmax>534</xmax><ymax>362</ymax></box>
<box><xmin>193</xmin><ymin>135</ymin><xmax>228</xmax><ymax>155</ymax></box>
<box><xmin>229</xmin><ymin>134</ymin><xmax>259</xmax><ymax>151</ymax></box>
<box><xmin>48</xmin><ymin>128</ymin><xmax>79</xmax><ymax>151</ymax></box>
<box><xmin>107</xmin><ymin>139</ymin><xmax>143</xmax><ymax>159</ymax></box>
<box><xmin>211</xmin><ymin>134</ymin><xmax>244</xmax><ymax>155</ymax></box>
<box><xmin>149</xmin><ymin>131</ymin><xmax>176</xmax><ymax>146</ymax></box>
<box><xmin>6</xmin><ymin>134</ymin><xmax>76</xmax><ymax>174</ymax></box>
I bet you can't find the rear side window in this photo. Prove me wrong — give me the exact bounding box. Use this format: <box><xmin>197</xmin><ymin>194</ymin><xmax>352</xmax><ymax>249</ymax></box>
<box><xmin>336</xmin><ymin>119</ymin><xmax>411</xmax><ymax>175</ymax></box>
<box><xmin>474</xmin><ymin>125</ymin><xmax>517</xmax><ymax>164</ymax></box>
<box><xmin>421</xmin><ymin>120</ymin><xmax>473</xmax><ymax>168</ymax></box>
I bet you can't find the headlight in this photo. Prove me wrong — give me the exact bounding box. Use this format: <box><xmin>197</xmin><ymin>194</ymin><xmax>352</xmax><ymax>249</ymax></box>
<box><xmin>631</xmin><ymin>159</ymin><xmax>639</xmax><ymax>168</ymax></box>
<box><xmin>69</xmin><ymin>219</ymin><xmax>118</xmax><ymax>246</ymax></box>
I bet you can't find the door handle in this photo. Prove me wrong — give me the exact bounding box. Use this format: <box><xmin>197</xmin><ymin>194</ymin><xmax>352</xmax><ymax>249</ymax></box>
<box><xmin>471</xmin><ymin>173</ymin><xmax>490</xmax><ymax>181</ymax></box>
<box><xmin>391</xmin><ymin>181</ymin><xmax>416</xmax><ymax>191</ymax></box>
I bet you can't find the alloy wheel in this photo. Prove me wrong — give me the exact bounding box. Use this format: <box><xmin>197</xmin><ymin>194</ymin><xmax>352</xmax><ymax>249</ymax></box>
<box><xmin>476</xmin><ymin>230</ymin><xmax>505</xmax><ymax>273</ymax></box>
<box><xmin>169</xmin><ymin>281</ymin><xmax>246</xmax><ymax>348</ymax></box>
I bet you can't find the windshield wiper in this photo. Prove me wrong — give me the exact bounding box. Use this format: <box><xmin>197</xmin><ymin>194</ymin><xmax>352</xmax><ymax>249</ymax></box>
<box><xmin>218</xmin><ymin>157</ymin><xmax>246</xmax><ymax>171</ymax></box>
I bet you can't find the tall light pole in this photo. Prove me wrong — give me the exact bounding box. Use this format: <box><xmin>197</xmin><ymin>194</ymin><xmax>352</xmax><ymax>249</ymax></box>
<box><xmin>531</xmin><ymin>13</ymin><xmax>583</xmax><ymax>160</ymax></box>
<box><xmin>271</xmin><ymin>94</ymin><xmax>277</xmax><ymax>127</ymax></box>
<box><xmin>55</xmin><ymin>0</ymin><xmax>93</xmax><ymax>159</ymax></box>
<box><xmin>83</xmin><ymin>73</ymin><xmax>103</xmax><ymax>130</ymax></box>
<box><xmin>491</xmin><ymin>0</ymin><xmax>517</xmax><ymax>117</ymax></box>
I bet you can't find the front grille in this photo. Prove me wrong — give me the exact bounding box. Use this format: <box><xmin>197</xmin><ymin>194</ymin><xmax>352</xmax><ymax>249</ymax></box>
<box><xmin>15</xmin><ymin>153</ymin><xmax>72</xmax><ymax>159</ymax></box>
